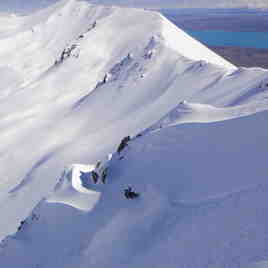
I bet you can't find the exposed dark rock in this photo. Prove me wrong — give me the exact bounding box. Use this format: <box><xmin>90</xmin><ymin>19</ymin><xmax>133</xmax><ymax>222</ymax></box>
<box><xmin>117</xmin><ymin>136</ymin><xmax>130</xmax><ymax>154</ymax></box>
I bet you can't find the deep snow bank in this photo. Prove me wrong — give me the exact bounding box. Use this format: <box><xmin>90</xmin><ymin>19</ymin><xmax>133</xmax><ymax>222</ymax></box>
<box><xmin>145</xmin><ymin>99</ymin><xmax>268</xmax><ymax>131</ymax></box>
<box><xmin>1</xmin><ymin>109</ymin><xmax>268</xmax><ymax>268</ymax></box>
<box><xmin>47</xmin><ymin>154</ymin><xmax>111</xmax><ymax>210</ymax></box>
<box><xmin>0</xmin><ymin>0</ymin><xmax>243</xmax><ymax>240</ymax></box>
<box><xmin>47</xmin><ymin>164</ymin><xmax>101</xmax><ymax>211</ymax></box>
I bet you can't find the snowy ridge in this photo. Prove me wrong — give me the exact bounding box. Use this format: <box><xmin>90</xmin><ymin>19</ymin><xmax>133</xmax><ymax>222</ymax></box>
<box><xmin>145</xmin><ymin>99</ymin><xmax>268</xmax><ymax>132</ymax></box>
<box><xmin>0</xmin><ymin>0</ymin><xmax>268</xmax><ymax>267</ymax></box>
<box><xmin>159</xmin><ymin>13</ymin><xmax>235</xmax><ymax>69</ymax></box>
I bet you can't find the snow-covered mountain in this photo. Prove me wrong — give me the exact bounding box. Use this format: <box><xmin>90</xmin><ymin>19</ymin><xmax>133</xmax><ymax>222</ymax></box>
<box><xmin>0</xmin><ymin>0</ymin><xmax>268</xmax><ymax>267</ymax></box>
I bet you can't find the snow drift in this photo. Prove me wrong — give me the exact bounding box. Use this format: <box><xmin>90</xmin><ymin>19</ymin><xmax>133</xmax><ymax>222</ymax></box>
<box><xmin>47</xmin><ymin>164</ymin><xmax>101</xmax><ymax>211</ymax></box>
<box><xmin>1</xmin><ymin>108</ymin><xmax>268</xmax><ymax>268</ymax></box>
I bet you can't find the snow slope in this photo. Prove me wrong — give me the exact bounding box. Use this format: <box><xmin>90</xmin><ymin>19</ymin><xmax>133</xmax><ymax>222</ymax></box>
<box><xmin>1</xmin><ymin>109</ymin><xmax>268</xmax><ymax>268</ymax></box>
<box><xmin>0</xmin><ymin>0</ymin><xmax>268</xmax><ymax>267</ymax></box>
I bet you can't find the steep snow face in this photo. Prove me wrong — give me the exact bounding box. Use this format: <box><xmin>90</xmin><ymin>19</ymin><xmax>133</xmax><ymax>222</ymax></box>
<box><xmin>1</xmin><ymin>0</ymin><xmax>268</xmax><ymax>266</ymax></box>
<box><xmin>159</xmin><ymin>14</ymin><xmax>235</xmax><ymax>69</ymax></box>
<box><xmin>0</xmin><ymin>0</ymin><xmax>249</xmax><ymax>240</ymax></box>
<box><xmin>1</xmin><ymin>110</ymin><xmax>268</xmax><ymax>268</ymax></box>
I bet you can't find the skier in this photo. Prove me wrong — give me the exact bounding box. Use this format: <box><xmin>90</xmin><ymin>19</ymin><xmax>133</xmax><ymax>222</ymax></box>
<box><xmin>124</xmin><ymin>187</ymin><xmax>131</xmax><ymax>199</ymax></box>
<box><xmin>124</xmin><ymin>187</ymin><xmax>139</xmax><ymax>199</ymax></box>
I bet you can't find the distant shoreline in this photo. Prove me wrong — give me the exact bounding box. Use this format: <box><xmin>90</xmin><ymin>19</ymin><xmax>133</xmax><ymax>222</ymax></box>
<box><xmin>210</xmin><ymin>46</ymin><xmax>268</xmax><ymax>69</ymax></box>
<box><xmin>162</xmin><ymin>9</ymin><xmax>268</xmax><ymax>32</ymax></box>
<box><xmin>161</xmin><ymin>9</ymin><xmax>268</xmax><ymax>69</ymax></box>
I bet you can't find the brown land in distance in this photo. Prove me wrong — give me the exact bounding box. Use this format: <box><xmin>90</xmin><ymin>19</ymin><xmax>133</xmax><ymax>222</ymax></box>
<box><xmin>162</xmin><ymin>11</ymin><xmax>268</xmax><ymax>69</ymax></box>
<box><xmin>209</xmin><ymin>46</ymin><xmax>268</xmax><ymax>69</ymax></box>
<box><xmin>165</xmin><ymin>11</ymin><xmax>268</xmax><ymax>32</ymax></box>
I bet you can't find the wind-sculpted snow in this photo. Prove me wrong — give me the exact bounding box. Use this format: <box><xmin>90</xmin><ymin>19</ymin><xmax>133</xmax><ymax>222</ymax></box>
<box><xmin>47</xmin><ymin>164</ymin><xmax>101</xmax><ymax>211</ymax></box>
<box><xmin>0</xmin><ymin>0</ymin><xmax>268</xmax><ymax>267</ymax></box>
<box><xmin>145</xmin><ymin>99</ymin><xmax>268</xmax><ymax>132</ymax></box>
<box><xmin>47</xmin><ymin>154</ymin><xmax>111</xmax><ymax>211</ymax></box>
<box><xmin>1</xmin><ymin>110</ymin><xmax>268</xmax><ymax>268</ymax></box>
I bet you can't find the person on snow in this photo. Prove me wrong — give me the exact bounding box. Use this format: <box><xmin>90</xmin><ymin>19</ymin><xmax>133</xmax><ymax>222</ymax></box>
<box><xmin>124</xmin><ymin>186</ymin><xmax>139</xmax><ymax>199</ymax></box>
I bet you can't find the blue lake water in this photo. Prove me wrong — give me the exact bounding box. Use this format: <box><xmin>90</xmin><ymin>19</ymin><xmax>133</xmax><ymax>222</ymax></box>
<box><xmin>186</xmin><ymin>30</ymin><xmax>268</xmax><ymax>49</ymax></box>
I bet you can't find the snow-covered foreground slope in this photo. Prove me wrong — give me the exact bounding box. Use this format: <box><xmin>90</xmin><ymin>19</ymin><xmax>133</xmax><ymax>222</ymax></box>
<box><xmin>1</xmin><ymin>110</ymin><xmax>268</xmax><ymax>268</ymax></box>
<box><xmin>0</xmin><ymin>0</ymin><xmax>268</xmax><ymax>267</ymax></box>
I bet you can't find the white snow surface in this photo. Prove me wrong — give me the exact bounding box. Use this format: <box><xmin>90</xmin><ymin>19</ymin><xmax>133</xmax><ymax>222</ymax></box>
<box><xmin>47</xmin><ymin>164</ymin><xmax>101</xmax><ymax>211</ymax></box>
<box><xmin>0</xmin><ymin>0</ymin><xmax>268</xmax><ymax>267</ymax></box>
